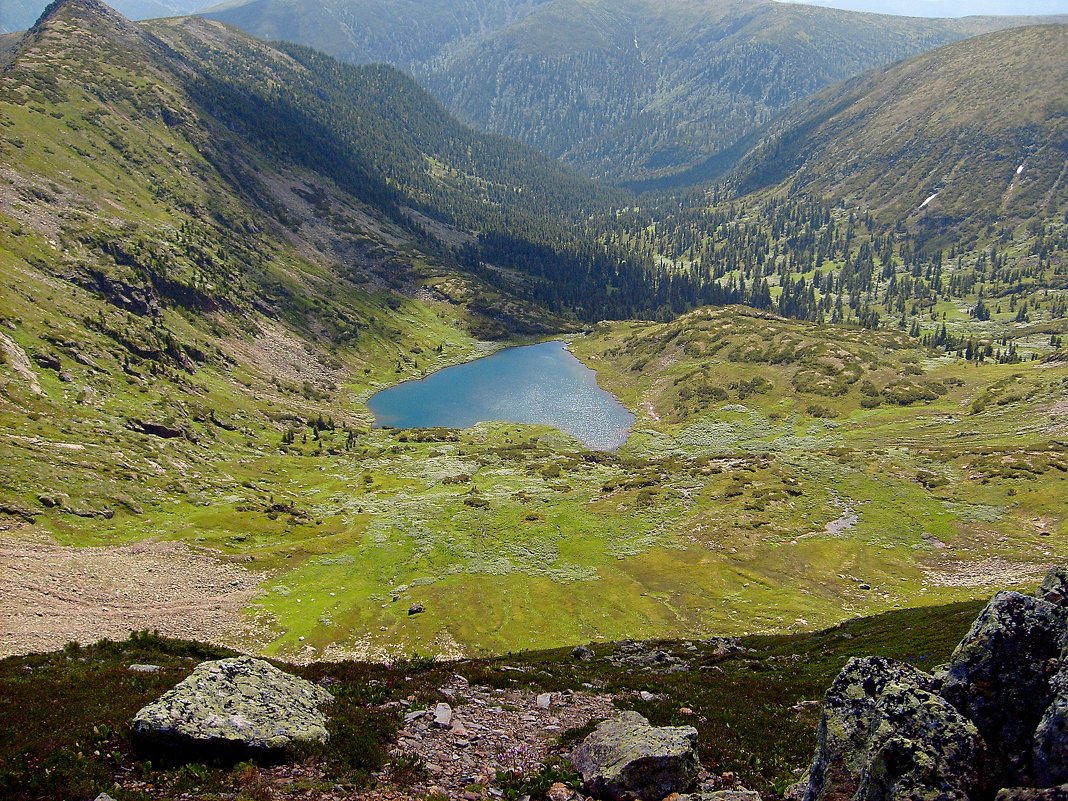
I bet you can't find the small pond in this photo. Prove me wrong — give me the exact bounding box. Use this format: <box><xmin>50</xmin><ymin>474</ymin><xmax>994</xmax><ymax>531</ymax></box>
<box><xmin>367</xmin><ymin>340</ymin><xmax>634</xmax><ymax>450</ymax></box>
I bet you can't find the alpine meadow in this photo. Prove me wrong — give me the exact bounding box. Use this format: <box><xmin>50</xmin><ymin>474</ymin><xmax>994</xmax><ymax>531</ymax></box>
<box><xmin>0</xmin><ymin>0</ymin><xmax>1067</xmax><ymax>800</ymax></box>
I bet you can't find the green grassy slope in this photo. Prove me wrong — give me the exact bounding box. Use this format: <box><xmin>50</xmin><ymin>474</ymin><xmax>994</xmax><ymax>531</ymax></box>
<box><xmin>732</xmin><ymin>24</ymin><xmax>1068</xmax><ymax>242</ymax></box>
<box><xmin>1</xmin><ymin>0</ymin><xmax>1066</xmax><ymax>667</ymax></box>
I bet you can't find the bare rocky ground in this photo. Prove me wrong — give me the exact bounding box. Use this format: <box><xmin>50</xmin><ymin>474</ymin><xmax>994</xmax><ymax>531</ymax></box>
<box><xmin>377</xmin><ymin>673</ymin><xmax>616</xmax><ymax>798</ymax></box>
<box><xmin>0</xmin><ymin>532</ymin><xmax>270</xmax><ymax>657</ymax></box>
<box><xmin>119</xmin><ymin>673</ymin><xmax>622</xmax><ymax>801</ymax></box>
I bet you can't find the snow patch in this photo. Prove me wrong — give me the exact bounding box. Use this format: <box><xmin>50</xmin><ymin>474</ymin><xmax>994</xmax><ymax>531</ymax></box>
<box><xmin>1017</xmin><ymin>163</ymin><xmax>1026</xmax><ymax>175</ymax></box>
<box><xmin>920</xmin><ymin>192</ymin><xmax>939</xmax><ymax>209</ymax></box>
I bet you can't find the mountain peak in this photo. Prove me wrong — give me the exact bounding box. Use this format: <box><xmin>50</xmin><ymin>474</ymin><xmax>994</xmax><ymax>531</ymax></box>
<box><xmin>31</xmin><ymin>0</ymin><xmax>125</xmax><ymax>29</ymax></box>
<box><xmin>18</xmin><ymin>0</ymin><xmax>167</xmax><ymax>66</ymax></box>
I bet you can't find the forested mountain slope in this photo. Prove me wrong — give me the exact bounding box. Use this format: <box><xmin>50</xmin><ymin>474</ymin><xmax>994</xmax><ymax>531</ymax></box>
<box><xmin>1</xmin><ymin>0</ymin><xmax>1066</xmax><ymax>678</ymax></box>
<box><xmin>200</xmin><ymin>0</ymin><xmax>550</xmax><ymax>66</ymax></box>
<box><xmin>204</xmin><ymin>0</ymin><xmax>1068</xmax><ymax>186</ymax></box>
<box><xmin>731</xmin><ymin>24</ymin><xmax>1068</xmax><ymax>243</ymax></box>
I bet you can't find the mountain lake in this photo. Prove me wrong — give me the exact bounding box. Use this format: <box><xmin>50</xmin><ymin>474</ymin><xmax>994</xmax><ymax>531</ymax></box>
<box><xmin>367</xmin><ymin>340</ymin><xmax>634</xmax><ymax>450</ymax></box>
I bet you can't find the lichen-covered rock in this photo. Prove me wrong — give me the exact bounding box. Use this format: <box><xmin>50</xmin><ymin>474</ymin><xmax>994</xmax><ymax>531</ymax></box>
<box><xmin>132</xmin><ymin>656</ymin><xmax>333</xmax><ymax>760</ymax></box>
<box><xmin>940</xmin><ymin>591</ymin><xmax>1066</xmax><ymax>790</ymax></box>
<box><xmin>797</xmin><ymin>656</ymin><xmax>984</xmax><ymax>801</ymax></box>
<box><xmin>676</xmin><ymin>791</ymin><xmax>761</xmax><ymax>801</ymax></box>
<box><xmin>1034</xmin><ymin>663</ymin><xmax>1068</xmax><ymax>786</ymax></box>
<box><xmin>996</xmin><ymin>787</ymin><xmax>1068</xmax><ymax>801</ymax></box>
<box><xmin>1037</xmin><ymin>568</ymin><xmax>1068</xmax><ymax>608</ymax></box>
<box><xmin>570</xmin><ymin>711</ymin><xmax>699</xmax><ymax>801</ymax></box>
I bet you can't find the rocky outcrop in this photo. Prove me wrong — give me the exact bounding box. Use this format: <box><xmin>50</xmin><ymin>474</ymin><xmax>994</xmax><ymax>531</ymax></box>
<box><xmin>570</xmin><ymin>711</ymin><xmax>699</xmax><ymax>801</ymax></box>
<box><xmin>797</xmin><ymin>656</ymin><xmax>983</xmax><ymax>801</ymax></box>
<box><xmin>1034</xmin><ymin>665</ymin><xmax>1068</xmax><ymax>787</ymax></box>
<box><xmin>997</xmin><ymin>788</ymin><xmax>1068</xmax><ymax>801</ymax></box>
<box><xmin>940</xmin><ymin>591</ymin><xmax>1066</xmax><ymax>790</ymax></box>
<box><xmin>126</xmin><ymin>418</ymin><xmax>189</xmax><ymax>439</ymax></box>
<box><xmin>1037</xmin><ymin>569</ymin><xmax>1068</xmax><ymax>608</ymax></box>
<box><xmin>132</xmin><ymin>656</ymin><xmax>333</xmax><ymax>760</ymax></box>
<box><xmin>795</xmin><ymin>567</ymin><xmax>1068</xmax><ymax>801</ymax></box>
<box><xmin>606</xmin><ymin>640</ymin><xmax>690</xmax><ymax>673</ymax></box>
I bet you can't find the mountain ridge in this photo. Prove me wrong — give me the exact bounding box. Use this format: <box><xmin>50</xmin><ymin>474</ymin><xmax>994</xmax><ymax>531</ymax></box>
<box><xmin>203</xmin><ymin>0</ymin><xmax>1068</xmax><ymax>186</ymax></box>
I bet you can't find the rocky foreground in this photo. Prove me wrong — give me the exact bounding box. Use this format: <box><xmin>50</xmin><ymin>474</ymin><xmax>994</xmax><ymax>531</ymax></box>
<box><xmin>86</xmin><ymin>569</ymin><xmax>1068</xmax><ymax>801</ymax></box>
<box><xmin>794</xmin><ymin>567</ymin><xmax>1068</xmax><ymax>801</ymax></box>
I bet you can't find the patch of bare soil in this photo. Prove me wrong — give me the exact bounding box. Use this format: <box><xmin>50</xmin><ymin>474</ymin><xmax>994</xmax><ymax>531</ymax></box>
<box><xmin>377</xmin><ymin>673</ymin><xmax>616</xmax><ymax>799</ymax></box>
<box><xmin>0</xmin><ymin>534</ymin><xmax>270</xmax><ymax>657</ymax></box>
<box><xmin>922</xmin><ymin>556</ymin><xmax>1049</xmax><ymax>589</ymax></box>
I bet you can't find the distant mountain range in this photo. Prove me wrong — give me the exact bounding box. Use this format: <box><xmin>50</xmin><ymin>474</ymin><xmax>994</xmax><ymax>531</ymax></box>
<box><xmin>203</xmin><ymin>0</ymin><xmax>1068</xmax><ymax>187</ymax></box>
<box><xmin>732</xmin><ymin>23</ymin><xmax>1068</xmax><ymax>240</ymax></box>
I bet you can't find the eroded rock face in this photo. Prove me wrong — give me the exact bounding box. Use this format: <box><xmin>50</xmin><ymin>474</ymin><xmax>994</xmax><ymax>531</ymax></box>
<box><xmin>940</xmin><ymin>592</ymin><xmax>1066</xmax><ymax>790</ymax></box>
<box><xmin>1038</xmin><ymin>570</ymin><xmax>1068</xmax><ymax>608</ymax></box>
<box><xmin>797</xmin><ymin>656</ymin><xmax>984</xmax><ymax>801</ymax></box>
<box><xmin>132</xmin><ymin>656</ymin><xmax>333</xmax><ymax>760</ymax></box>
<box><xmin>1034</xmin><ymin>663</ymin><xmax>1068</xmax><ymax>787</ymax></box>
<box><xmin>570</xmin><ymin>710</ymin><xmax>699</xmax><ymax>801</ymax></box>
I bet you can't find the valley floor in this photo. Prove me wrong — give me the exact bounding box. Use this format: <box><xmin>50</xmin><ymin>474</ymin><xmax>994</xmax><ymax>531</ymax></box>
<box><xmin>2</xmin><ymin>308</ymin><xmax>1066</xmax><ymax>662</ymax></box>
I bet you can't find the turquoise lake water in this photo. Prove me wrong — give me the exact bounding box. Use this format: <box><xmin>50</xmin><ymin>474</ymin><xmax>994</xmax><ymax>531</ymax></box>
<box><xmin>367</xmin><ymin>340</ymin><xmax>635</xmax><ymax>450</ymax></box>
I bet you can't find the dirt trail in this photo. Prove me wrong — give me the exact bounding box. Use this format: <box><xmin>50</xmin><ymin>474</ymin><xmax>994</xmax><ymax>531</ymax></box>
<box><xmin>0</xmin><ymin>534</ymin><xmax>270</xmax><ymax>657</ymax></box>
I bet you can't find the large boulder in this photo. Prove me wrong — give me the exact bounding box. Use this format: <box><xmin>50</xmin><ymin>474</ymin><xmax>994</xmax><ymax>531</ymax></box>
<box><xmin>796</xmin><ymin>656</ymin><xmax>984</xmax><ymax>801</ymax></box>
<box><xmin>940</xmin><ymin>591</ymin><xmax>1066</xmax><ymax>790</ymax></box>
<box><xmin>132</xmin><ymin>656</ymin><xmax>333</xmax><ymax>761</ymax></box>
<box><xmin>570</xmin><ymin>710</ymin><xmax>699</xmax><ymax>801</ymax></box>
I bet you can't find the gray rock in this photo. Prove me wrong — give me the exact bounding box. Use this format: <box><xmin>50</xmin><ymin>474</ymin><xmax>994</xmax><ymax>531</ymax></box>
<box><xmin>941</xmin><ymin>591</ymin><xmax>1066</xmax><ymax>790</ymax></box>
<box><xmin>408</xmin><ymin>603</ymin><xmax>424</xmax><ymax>616</ymax></box>
<box><xmin>996</xmin><ymin>788</ymin><xmax>1068</xmax><ymax>801</ymax></box>
<box><xmin>677</xmin><ymin>792</ymin><xmax>761</xmax><ymax>801</ymax></box>
<box><xmin>131</xmin><ymin>655</ymin><xmax>333</xmax><ymax>760</ymax></box>
<box><xmin>606</xmin><ymin>640</ymin><xmax>690</xmax><ymax>673</ymax></box>
<box><xmin>797</xmin><ymin>656</ymin><xmax>984</xmax><ymax>801</ymax></box>
<box><xmin>1038</xmin><ymin>568</ymin><xmax>1068</xmax><ymax>608</ymax></box>
<box><xmin>1034</xmin><ymin>663</ymin><xmax>1068</xmax><ymax>786</ymax></box>
<box><xmin>537</xmin><ymin>692</ymin><xmax>553</xmax><ymax>709</ymax></box>
<box><xmin>570</xmin><ymin>710</ymin><xmax>699</xmax><ymax>801</ymax></box>
<box><xmin>572</xmin><ymin>645</ymin><xmax>594</xmax><ymax>662</ymax></box>
<box><xmin>433</xmin><ymin>702</ymin><xmax>452</xmax><ymax>728</ymax></box>
<box><xmin>94</xmin><ymin>794</ymin><xmax>118</xmax><ymax>801</ymax></box>
<box><xmin>702</xmin><ymin>637</ymin><xmax>745</xmax><ymax>658</ymax></box>
<box><xmin>128</xmin><ymin>664</ymin><xmax>160</xmax><ymax>673</ymax></box>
